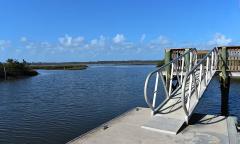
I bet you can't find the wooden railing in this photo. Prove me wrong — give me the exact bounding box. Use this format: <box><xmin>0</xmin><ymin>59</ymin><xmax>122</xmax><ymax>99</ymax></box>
<box><xmin>169</xmin><ymin>47</ymin><xmax>240</xmax><ymax>72</ymax></box>
<box><xmin>170</xmin><ymin>48</ymin><xmax>185</xmax><ymax>60</ymax></box>
<box><xmin>218</xmin><ymin>46</ymin><xmax>240</xmax><ymax>71</ymax></box>
<box><xmin>169</xmin><ymin>48</ymin><xmax>208</xmax><ymax>61</ymax></box>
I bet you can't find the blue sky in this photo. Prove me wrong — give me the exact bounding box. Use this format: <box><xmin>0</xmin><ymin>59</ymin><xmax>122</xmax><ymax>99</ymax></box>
<box><xmin>0</xmin><ymin>0</ymin><xmax>239</xmax><ymax>62</ymax></box>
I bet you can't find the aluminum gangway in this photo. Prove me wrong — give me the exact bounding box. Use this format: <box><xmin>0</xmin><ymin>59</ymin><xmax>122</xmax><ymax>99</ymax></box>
<box><xmin>142</xmin><ymin>48</ymin><xmax>219</xmax><ymax>134</ymax></box>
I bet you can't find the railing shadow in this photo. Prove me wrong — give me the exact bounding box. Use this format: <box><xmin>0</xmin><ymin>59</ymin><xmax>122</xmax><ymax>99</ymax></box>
<box><xmin>177</xmin><ymin>113</ymin><xmax>227</xmax><ymax>134</ymax></box>
<box><xmin>188</xmin><ymin>113</ymin><xmax>226</xmax><ymax>125</ymax></box>
<box><xmin>158</xmin><ymin>97</ymin><xmax>182</xmax><ymax>114</ymax></box>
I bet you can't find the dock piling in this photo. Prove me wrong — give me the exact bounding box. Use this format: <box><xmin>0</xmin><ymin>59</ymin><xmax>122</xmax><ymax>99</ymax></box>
<box><xmin>165</xmin><ymin>49</ymin><xmax>171</xmax><ymax>91</ymax></box>
<box><xmin>184</xmin><ymin>48</ymin><xmax>190</xmax><ymax>72</ymax></box>
<box><xmin>219</xmin><ymin>47</ymin><xmax>230</xmax><ymax>116</ymax></box>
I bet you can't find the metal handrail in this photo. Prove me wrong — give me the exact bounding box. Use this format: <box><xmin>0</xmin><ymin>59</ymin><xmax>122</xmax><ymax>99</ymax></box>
<box><xmin>181</xmin><ymin>47</ymin><xmax>218</xmax><ymax>123</ymax></box>
<box><xmin>144</xmin><ymin>48</ymin><xmax>198</xmax><ymax>113</ymax></box>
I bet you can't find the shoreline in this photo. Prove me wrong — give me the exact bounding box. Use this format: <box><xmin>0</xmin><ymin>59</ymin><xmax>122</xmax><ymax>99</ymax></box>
<box><xmin>30</xmin><ymin>64</ymin><xmax>88</xmax><ymax>70</ymax></box>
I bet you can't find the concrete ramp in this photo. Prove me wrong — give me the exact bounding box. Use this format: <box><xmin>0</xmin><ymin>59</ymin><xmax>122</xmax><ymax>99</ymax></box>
<box><xmin>142</xmin><ymin>89</ymin><xmax>187</xmax><ymax>135</ymax></box>
<box><xmin>142</xmin><ymin>115</ymin><xmax>185</xmax><ymax>135</ymax></box>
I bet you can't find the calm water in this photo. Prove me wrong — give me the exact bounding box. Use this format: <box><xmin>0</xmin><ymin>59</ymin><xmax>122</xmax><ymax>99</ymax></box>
<box><xmin>0</xmin><ymin>65</ymin><xmax>239</xmax><ymax>144</ymax></box>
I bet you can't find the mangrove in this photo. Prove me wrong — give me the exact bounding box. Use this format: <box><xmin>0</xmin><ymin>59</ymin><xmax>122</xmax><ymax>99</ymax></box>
<box><xmin>0</xmin><ymin>59</ymin><xmax>38</xmax><ymax>80</ymax></box>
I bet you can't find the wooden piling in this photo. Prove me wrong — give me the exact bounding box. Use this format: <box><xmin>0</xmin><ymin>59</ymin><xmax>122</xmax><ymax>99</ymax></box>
<box><xmin>219</xmin><ymin>47</ymin><xmax>230</xmax><ymax>116</ymax></box>
<box><xmin>184</xmin><ymin>48</ymin><xmax>190</xmax><ymax>71</ymax></box>
<box><xmin>3</xmin><ymin>65</ymin><xmax>7</xmax><ymax>80</ymax></box>
<box><xmin>165</xmin><ymin>49</ymin><xmax>171</xmax><ymax>91</ymax></box>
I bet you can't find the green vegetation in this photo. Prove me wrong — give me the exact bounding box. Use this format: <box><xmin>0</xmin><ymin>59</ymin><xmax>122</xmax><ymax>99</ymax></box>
<box><xmin>30</xmin><ymin>64</ymin><xmax>88</xmax><ymax>70</ymax></box>
<box><xmin>31</xmin><ymin>60</ymin><xmax>162</xmax><ymax>66</ymax></box>
<box><xmin>156</xmin><ymin>60</ymin><xmax>165</xmax><ymax>67</ymax></box>
<box><xmin>30</xmin><ymin>60</ymin><xmax>163</xmax><ymax>68</ymax></box>
<box><xmin>0</xmin><ymin>59</ymin><xmax>38</xmax><ymax>80</ymax></box>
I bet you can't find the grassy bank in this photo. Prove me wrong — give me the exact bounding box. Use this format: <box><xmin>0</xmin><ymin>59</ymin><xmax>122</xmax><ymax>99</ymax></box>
<box><xmin>0</xmin><ymin>59</ymin><xmax>38</xmax><ymax>80</ymax></box>
<box><xmin>30</xmin><ymin>60</ymin><xmax>161</xmax><ymax>65</ymax></box>
<box><xmin>30</xmin><ymin>64</ymin><xmax>88</xmax><ymax>70</ymax></box>
<box><xmin>156</xmin><ymin>60</ymin><xmax>165</xmax><ymax>67</ymax></box>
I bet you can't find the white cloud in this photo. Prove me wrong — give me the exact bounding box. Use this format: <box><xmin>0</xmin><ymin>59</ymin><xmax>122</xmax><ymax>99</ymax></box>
<box><xmin>17</xmin><ymin>34</ymin><xmax>172</xmax><ymax>56</ymax></box>
<box><xmin>208</xmin><ymin>33</ymin><xmax>232</xmax><ymax>46</ymax></box>
<box><xmin>3</xmin><ymin>32</ymin><xmax>238</xmax><ymax>62</ymax></box>
<box><xmin>113</xmin><ymin>34</ymin><xmax>125</xmax><ymax>43</ymax></box>
<box><xmin>153</xmin><ymin>36</ymin><xmax>170</xmax><ymax>45</ymax></box>
<box><xmin>59</xmin><ymin>35</ymin><xmax>72</xmax><ymax>46</ymax></box>
<box><xmin>20</xmin><ymin>37</ymin><xmax>28</xmax><ymax>42</ymax></box>
<box><xmin>72</xmin><ymin>36</ymin><xmax>85</xmax><ymax>46</ymax></box>
<box><xmin>11</xmin><ymin>33</ymin><xmax>238</xmax><ymax>61</ymax></box>
<box><xmin>90</xmin><ymin>35</ymin><xmax>106</xmax><ymax>47</ymax></box>
<box><xmin>0</xmin><ymin>40</ymin><xmax>11</xmax><ymax>51</ymax></box>
<box><xmin>58</xmin><ymin>35</ymin><xmax>85</xmax><ymax>47</ymax></box>
<box><xmin>148</xmin><ymin>36</ymin><xmax>172</xmax><ymax>50</ymax></box>
<box><xmin>1</xmin><ymin>34</ymin><xmax>179</xmax><ymax>61</ymax></box>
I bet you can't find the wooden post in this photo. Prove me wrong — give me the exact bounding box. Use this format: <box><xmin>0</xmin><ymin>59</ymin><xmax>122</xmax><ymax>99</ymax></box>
<box><xmin>165</xmin><ymin>49</ymin><xmax>171</xmax><ymax>92</ymax></box>
<box><xmin>3</xmin><ymin>65</ymin><xmax>7</xmax><ymax>80</ymax></box>
<box><xmin>165</xmin><ymin>49</ymin><xmax>171</xmax><ymax>65</ymax></box>
<box><xmin>219</xmin><ymin>47</ymin><xmax>230</xmax><ymax>116</ymax></box>
<box><xmin>184</xmin><ymin>48</ymin><xmax>190</xmax><ymax>72</ymax></box>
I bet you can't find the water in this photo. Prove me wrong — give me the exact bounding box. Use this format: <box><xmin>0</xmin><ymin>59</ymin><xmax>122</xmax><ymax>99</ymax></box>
<box><xmin>0</xmin><ymin>65</ymin><xmax>239</xmax><ymax>144</ymax></box>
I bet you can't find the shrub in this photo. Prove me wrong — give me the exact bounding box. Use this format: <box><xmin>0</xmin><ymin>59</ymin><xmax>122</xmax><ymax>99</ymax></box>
<box><xmin>0</xmin><ymin>59</ymin><xmax>38</xmax><ymax>79</ymax></box>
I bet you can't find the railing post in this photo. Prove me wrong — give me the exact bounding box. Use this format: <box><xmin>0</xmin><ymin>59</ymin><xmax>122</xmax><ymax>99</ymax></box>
<box><xmin>184</xmin><ymin>48</ymin><xmax>190</xmax><ymax>72</ymax></box>
<box><xmin>219</xmin><ymin>47</ymin><xmax>230</xmax><ymax>116</ymax></box>
<box><xmin>214</xmin><ymin>49</ymin><xmax>218</xmax><ymax>70</ymax></box>
<box><xmin>189</xmin><ymin>52</ymin><xmax>193</xmax><ymax>71</ymax></box>
<box><xmin>180</xmin><ymin>57</ymin><xmax>185</xmax><ymax>83</ymax></box>
<box><xmin>187</xmin><ymin>73</ymin><xmax>193</xmax><ymax>110</ymax></box>
<box><xmin>198</xmin><ymin>64</ymin><xmax>203</xmax><ymax>96</ymax></box>
<box><xmin>168</xmin><ymin>63</ymin><xmax>174</xmax><ymax>96</ymax></box>
<box><xmin>211</xmin><ymin>51</ymin><xmax>214</xmax><ymax>75</ymax></box>
<box><xmin>206</xmin><ymin>57</ymin><xmax>209</xmax><ymax>84</ymax></box>
<box><xmin>165</xmin><ymin>49</ymin><xmax>171</xmax><ymax>94</ymax></box>
<box><xmin>152</xmin><ymin>72</ymin><xmax>159</xmax><ymax>115</ymax></box>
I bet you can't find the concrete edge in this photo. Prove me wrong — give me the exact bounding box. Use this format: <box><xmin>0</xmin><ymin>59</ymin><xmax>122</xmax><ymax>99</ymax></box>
<box><xmin>226</xmin><ymin>116</ymin><xmax>239</xmax><ymax>144</ymax></box>
<box><xmin>236</xmin><ymin>118</ymin><xmax>240</xmax><ymax>144</ymax></box>
<box><xmin>66</xmin><ymin>107</ymin><xmax>145</xmax><ymax>144</ymax></box>
<box><xmin>141</xmin><ymin>126</ymin><xmax>177</xmax><ymax>135</ymax></box>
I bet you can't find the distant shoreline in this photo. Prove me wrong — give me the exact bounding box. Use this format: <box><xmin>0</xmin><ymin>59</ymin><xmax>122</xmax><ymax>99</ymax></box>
<box><xmin>30</xmin><ymin>60</ymin><xmax>164</xmax><ymax>66</ymax></box>
<box><xmin>30</xmin><ymin>64</ymin><xmax>88</xmax><ymax>70</ymax></box>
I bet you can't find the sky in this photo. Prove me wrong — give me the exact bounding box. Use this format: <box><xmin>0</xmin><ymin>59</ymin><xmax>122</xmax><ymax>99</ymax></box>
<box><xmin>0</xmin><ymin>0</ymin><xmax>239</xmax><ymax>62</ymax></box>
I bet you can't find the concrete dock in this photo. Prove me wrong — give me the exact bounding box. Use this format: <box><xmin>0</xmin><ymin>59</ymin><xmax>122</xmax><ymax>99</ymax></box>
<box><xmin>67</xmin><ymin>107</ymin><xmax>239</xmax><ymax>144</ymax></box>
<box><xmin>68</xmin><ymin>47</ymin><xmax>240</xmax><ymax>144</ymax></box>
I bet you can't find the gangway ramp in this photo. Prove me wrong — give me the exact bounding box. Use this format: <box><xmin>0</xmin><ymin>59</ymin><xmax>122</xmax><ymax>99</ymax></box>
<box><xmin>143</xmin><ymin>48</ymin><xmax>219</xmax><ymax>134</ymax></box>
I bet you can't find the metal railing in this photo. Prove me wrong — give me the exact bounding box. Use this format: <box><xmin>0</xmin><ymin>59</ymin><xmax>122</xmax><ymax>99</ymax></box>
<box><xmin>144</xmin><ymin>48</ymin><xmax>198</xmax><ymax>114</ymax></box>
<box><xmin>181</xmin><ymin>47</ymin><xmax>219</xmax><ymax>124</ymax></box>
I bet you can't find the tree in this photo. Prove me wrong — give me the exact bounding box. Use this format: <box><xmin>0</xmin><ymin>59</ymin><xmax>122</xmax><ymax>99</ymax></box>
<box><xmin>6</xmin><ymin>59</ymin><xmax>14</xmax><ymax>64</ymax></box>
